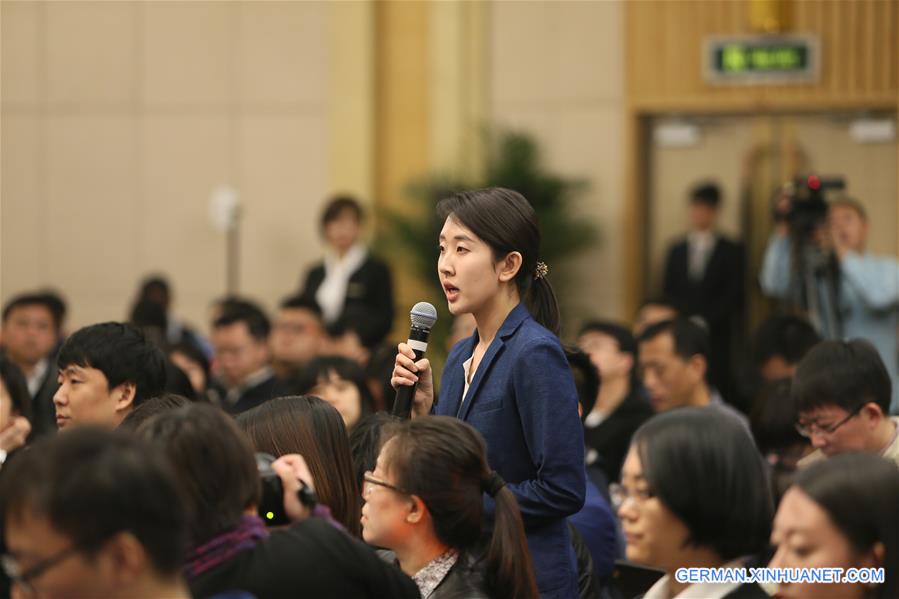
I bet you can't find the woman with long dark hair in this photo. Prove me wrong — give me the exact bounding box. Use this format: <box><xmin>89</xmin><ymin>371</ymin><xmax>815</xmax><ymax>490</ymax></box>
<box><xmin>769</xmin><ymin>453</ymin><xmax>899</xmax><ymax>599</ymax></box>
<box><xmin>392</xmin><ymin>188</ymin><xmax>586</xmax><ymax>597</ymax></box>
<box><xmin>362</xmin><ymin>416</ymin><xmax>538</xmax><ymax>599</ymax></box>
<box><xmin>238</xmin><ymin>395</ymin><xmax>361</xmax><ymax>536</ymax></box>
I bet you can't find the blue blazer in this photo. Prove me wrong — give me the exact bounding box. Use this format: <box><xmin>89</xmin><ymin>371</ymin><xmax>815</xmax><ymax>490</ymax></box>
<box><xmin>435</xmin><ymin>303</ymin><xmax>586</xmax><ymax>598</ymax></box>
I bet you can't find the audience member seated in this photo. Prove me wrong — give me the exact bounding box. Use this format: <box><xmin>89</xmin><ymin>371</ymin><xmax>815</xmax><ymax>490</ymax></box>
<box><xmin>0</xmin><ymin>427</ymin><xmax>191</xmax><ymax>599</ymax></box>
<box><xmin>54</xmin><ymin>322</ymin><xmax>166</xmax><ymax>430</ymax></box>
<box><xmin>577</xmin><ymin>320</ymin><xmax>653</xmax><ymax>484</ymax></box>
<box><xmin>615</xmin><ymin>408</ymin><xmax>772</xmax><ymax>599</ymax></box>
<box><xmin>270</xmin><ymin>294</ymin><xmax>325</xmax><ymax>380</ymax></box>
<box><xmin>0</xmin><ymin>356</ymin><xmax>32</xmax><ymax>467</ymax></box>
<box><xmin>632</xmin><ymin>298</ymin><xmax>677</xmax><ymax>337</ymax></box>
<box><xmin>168</xmin><ymin>341</ymin><xmax>211</xmax><ymax>398</ymax></box>
<box><xmin>301</xmin><ymin>195</ymin><xmax>395</xmax><ymax>349</ymax></box>
<box><xmin>365</xmin><ymin>345</ymin><xmax>401</xmax><ymax>412</ymax></box>
<box><xmin>130</xmin><ymin>275</ymin><xmax>208</xmax><ymax>355</ymax></box>
<box><xmin>761</xmin><ymin>196</ymin><xmax>899</xmax><ymax>413</ymax></box>
<box><xmin>769</xmin><ymin>453</ymin><xmax>898</xmax><ymax>599</ymax></box>
<box><xmin>348</xmin><ymin>412</ymin><xmax>401</xmax><ymax>490</ymax></box>
<box><xmin>323</xmin><ymin>317</ymin><xmax>373</xmax><ymax>367</ymax></box>
<box><xmin>1</xmin><ymin>293</ymin><xmax>63</xmax><ymax>437</ymax></box>
<box><xmin>208</xmin><ymin>301</ymin><xmax>290</xmax><ymax>414</ymax></box>
<box><xmin>751</xmin><ymin>314</ymin><xmax>820</xmax><ymax>383</ymax></box>
<box><xmin>294</xmin><ymin>355</ymin><xmax>375</xmax><ymax>431</ymax></box>
<box><xmin>138</xmin><ymin>403</ymin><xmax>419</xmax><ymax>598</ymax></box>
<box><xmin>749</xmin><ymin>379</ymin><xmax>811</xmax><ymax>504</ymax></box>
<box><xmin>564</xmin><ymin>348</ymin><xmax>623</xmax><ymax>590</ymax></box>
<box><xmin>362</xmin><ymin>415</ymin><xmax>539</xmax><ymax>599</ymax></box>
<box><xmin>793</xmin><ymin>339</ymin><xmax>899</xmax><ymax>467</ymax></box>
<box><xmin>119</xmin><ymin>393</ymin><xmax>191</xmax><ymax>432</ymax></box>
<box><xmin>238</xmin><ymin>395</ymin><xmax>361</xmax><ymax>536</ymax></box>
<box><xmin>638</xmin><ymin>318</ymin><xmax>747</xmax><ymax>425</ymax></box>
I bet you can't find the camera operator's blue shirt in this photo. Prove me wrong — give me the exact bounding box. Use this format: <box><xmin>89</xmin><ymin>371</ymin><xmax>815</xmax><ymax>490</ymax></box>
<box><xmin>761</xmin><ymin>234</ymin><xmax>899</xmax><ymax>413</ymax></box>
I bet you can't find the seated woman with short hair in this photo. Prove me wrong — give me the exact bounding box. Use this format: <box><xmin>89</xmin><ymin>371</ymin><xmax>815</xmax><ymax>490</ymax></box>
<box><xmin>615</xmin><ymin>408</ymin><xmax>773</xmax><ymax>599</ymax></box>
<box><xmin>769</xmin><ymin>452</ymin><xmax>899</xmax><ymax>599</ymax></box>
<box><xmin>362</xmin><ymin>415</ymin><xmax>539</xmax><ymax>599</ymax></box>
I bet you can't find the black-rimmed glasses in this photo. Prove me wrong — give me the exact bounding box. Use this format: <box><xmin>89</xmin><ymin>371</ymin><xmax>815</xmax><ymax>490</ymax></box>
<box><xmin>362</xmin><ymin>471</ymin><xmax>410</xmax><ymax>496</ymax></box>
<box><xmin>1</xmin><ymin>545</ymin><xmax>81</xmax><ymax>595</ymax></box>
<box><xmin>795</xmin><ymin>403</ymin><xmax>865</xmax><ymax>438</ymax></box>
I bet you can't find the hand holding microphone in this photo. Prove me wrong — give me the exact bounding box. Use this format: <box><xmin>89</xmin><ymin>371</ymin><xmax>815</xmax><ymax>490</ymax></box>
<box><xmin>391</xmin><ymin>302</ymin><xmax>437</xmax><ymax>419</ymax></box>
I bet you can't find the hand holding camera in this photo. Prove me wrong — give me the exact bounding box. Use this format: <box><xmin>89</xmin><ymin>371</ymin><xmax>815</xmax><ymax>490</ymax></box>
<box><xmin>256</xmin><ymin>452</ymin><xmax>318</xmax><ymax>526</ymax></box>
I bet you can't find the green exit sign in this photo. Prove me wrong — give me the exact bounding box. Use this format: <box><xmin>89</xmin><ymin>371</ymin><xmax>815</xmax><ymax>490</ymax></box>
<box><xmin>706</xmin><ymin>35</ymin><xmax>818</xmax><ymax>84</ymax></box>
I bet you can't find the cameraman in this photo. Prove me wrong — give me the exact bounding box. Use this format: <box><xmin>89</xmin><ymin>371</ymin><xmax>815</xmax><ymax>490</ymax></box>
<box><xmin>760</xmin><ymin>194</ymin><xmax>899</xmax><ymax>414</ymax></box>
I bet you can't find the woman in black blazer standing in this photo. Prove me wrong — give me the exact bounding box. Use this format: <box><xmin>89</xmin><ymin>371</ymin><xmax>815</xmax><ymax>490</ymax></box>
<box><xmin>301</xmin><ymin>195</ymin><xmax>394</xmax><ymax>349</ymax></box>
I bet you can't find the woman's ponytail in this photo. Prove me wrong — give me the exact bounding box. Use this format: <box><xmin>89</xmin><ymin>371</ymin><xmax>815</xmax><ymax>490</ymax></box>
<box><xmin>525</xmin><ymin>271</ymin><xmax>561</xmax><ymax>336</ymax></box>
<box><xmin>485</xmin><ymin>486</ymin><xmax>539</xmax><ymax>599</ymax></box>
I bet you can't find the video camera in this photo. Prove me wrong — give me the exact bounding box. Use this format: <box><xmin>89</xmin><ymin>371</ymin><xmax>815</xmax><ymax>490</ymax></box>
<box><xmin>255</xmin><ymin>452</ymin><xmax>318</xmax><ymax>526</ymax></box>
<box><xmin>774</xmin><ymin>175</ymin><xmax>846</xmax><ymax>238</ymax></box>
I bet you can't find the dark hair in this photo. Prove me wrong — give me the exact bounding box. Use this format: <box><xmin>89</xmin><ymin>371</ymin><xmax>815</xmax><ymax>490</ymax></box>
<box><xmin>631</xmin><ymin>408</ymin><xmax>773</xmax><ymax>561</ymax></box>
<box><xmin>129</xmin><ymin>298</ymin><xmax>167</xmax><ymax>331</ymax></box>
<box><xmin>0</xmin><ymin>355</ymin><xmax>32</xmax><ymax>423</ymax></box>
<box><xmin>437</xmin><ymin>187</ymin><xmax>561</xmax><ymax>336</ymax></box>
<box><xmin>279</xmin><ymin>293</ymin><xmax>323</xmax><ymax>319</ymax></box>
<box><xmin>138</xmin><ymin>404</ymin><xmax>260</xmax><ymax>546</ymax></box>
<box><xmin>137</xmin><ymin>275</ymin><xmax>171</xmax><ymax>304</ymax></box>
<box><xmin>238</xmin><ymin>396</ymin><xmax>361</xmax><ymax>536</ymax></box>
<box><xmin>794</xmin><ymin>453</ymin><xmax>899</xmax><ymax>598</ymax></box>
<box><xmin>321</xmin><ymin>194</ymin><xmax>364</xmax><ymax>230</ymax></box>
<box><xmin>384</xmin><ymin>416</ymin><xmax>539</xmax><ymax>599</ymax></box>
<box><xmin>689</xmin><ymin>182</ymin><xmax>721</xmax><ymax>207</ymax></box>
<box><xmin>57</xmin><ymin>322</ymin><xmax>167</xmax><ymax>407</ymax></box>
<box><xmin>0</xmin><ymin>427</ymin><xmax>187</xmax><ymax>576</ymax></box>
<box><xmin>565</xmin><ymin>348</ymin><xmax>600</xmax><ymax>420</ymax></box>
<box><xmin>750</xmin><ymin>379</ymin><xmax>805</xmax><ymax>455</ymax></box>
<box><xmin>36</xmin><ymin>290</ymin><xmax>67</xmax><ymax>329</ymax></box>
<box><xmin>293</xmin><ymin>356</ymin><xmax>375</xmax><ymax>425</ymax></box>
<box><xmin>638</xmin><ymin>318</ymin><xmax>709</xmax><ymax>361</ymax></box>
<box><xmin>578</xmin><ymin>319</ymin><xmax>639</xmax><ymax>387</ymax></box>
<box><xmin>213</xmin><ymin>300</ymin><xmax>271</xmax><ymax>341</ymax></box>
<box><xmin>752</xmin><ymin>315</ymin><xmax>821</xmax><ymax>366</ymax></box>
<box><xmin>348</xmin><ymin>412</ymin><xmax>402</xmax><ymax>490</ymax></box>
<box><xmin>2</xmin><ymin>292</ymin><xmax>62</xmax><ymax>331</ymax></box>
<box><xmin>579</xmin><ymin>320</ymin><xmax>637</xmax><ymax>356</ymax></box>
<box><xmin>792</xmin><ymin>339</ymin><xmax>891</xmax><ymax>414</ymax></box>
<box><xmin>168</xmin><ymin>341</ymin><xmax>210</xmax><ymax>389</ymax></box>
<box><xmin>119</xmin><ymin>393</ymin><xmax>191</xmax><ymax>432</ymax></box>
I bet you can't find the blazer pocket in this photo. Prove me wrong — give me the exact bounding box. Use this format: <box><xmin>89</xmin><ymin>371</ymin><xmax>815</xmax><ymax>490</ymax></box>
<box><xmin>472</xmin><ymin>398</ymin><xmax>503</xmax><ymax>413</ymax></box>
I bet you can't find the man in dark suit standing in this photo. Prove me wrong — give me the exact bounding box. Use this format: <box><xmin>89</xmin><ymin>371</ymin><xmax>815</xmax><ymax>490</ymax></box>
<box><xmin>662</xmin><ymin>182</ymin><xmax>745</xmax><ymax>404</ymax></box>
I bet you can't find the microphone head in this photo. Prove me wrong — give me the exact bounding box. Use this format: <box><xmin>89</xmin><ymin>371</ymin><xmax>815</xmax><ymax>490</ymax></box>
<box><xmin>409</xmin><ymin>302</ymin><xmax>438</xmax><ymax>331</ymax></box>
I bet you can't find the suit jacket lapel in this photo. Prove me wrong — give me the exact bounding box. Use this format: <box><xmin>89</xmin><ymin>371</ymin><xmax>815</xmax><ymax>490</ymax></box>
<box><xmin>456</xmin><ymin>303</ymin><xmax>529</xmax><ymax>421</ymax></box>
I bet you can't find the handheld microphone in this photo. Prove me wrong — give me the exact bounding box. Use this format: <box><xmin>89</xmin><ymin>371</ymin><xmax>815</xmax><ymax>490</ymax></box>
<box><xmin>392</xmin><ymin>302</ymin><xmax>438</xmax><ymax>419</ymax></box>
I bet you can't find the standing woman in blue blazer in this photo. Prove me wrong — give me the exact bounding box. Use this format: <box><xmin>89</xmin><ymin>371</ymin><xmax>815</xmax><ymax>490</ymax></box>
<box><xmin>392</xmin><ymin>187</ymin><xmax>586</xmax><ymax>598</ymax></box>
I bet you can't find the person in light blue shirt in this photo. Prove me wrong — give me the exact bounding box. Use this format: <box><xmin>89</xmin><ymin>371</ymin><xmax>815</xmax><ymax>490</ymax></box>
<box><xmin>760</xmin><ymin>196</ymin><xmax>899</xmax><ymax>413</ymax></box>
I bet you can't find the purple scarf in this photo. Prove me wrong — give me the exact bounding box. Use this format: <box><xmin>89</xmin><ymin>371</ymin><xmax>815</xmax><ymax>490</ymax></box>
<box><xmin>184</xmin><ymin>515</ymin><xmax>270</xmax><ymax>580</ymax></box>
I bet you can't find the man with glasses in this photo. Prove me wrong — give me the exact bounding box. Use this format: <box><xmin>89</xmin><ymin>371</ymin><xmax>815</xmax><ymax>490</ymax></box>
<box><xmin>793</xmin><ymin>339</ymin><xmax>899</xmax><ymax>467</ymax></box>
<box><xmin>0</xmin><ymin>427</ymin><xmax>190</xmax><ymax>599</ymax></box>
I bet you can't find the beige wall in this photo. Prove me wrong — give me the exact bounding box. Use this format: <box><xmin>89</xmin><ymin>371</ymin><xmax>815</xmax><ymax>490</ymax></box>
<box><xmin>1</xmin><ymin>1</ymin><xmax>372</xmax><ymax>332</ymax></box>
<box><xmin>488</xmin><ymin>0</ymin><xmax>627</xmax><ymax>330</ymax></box>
